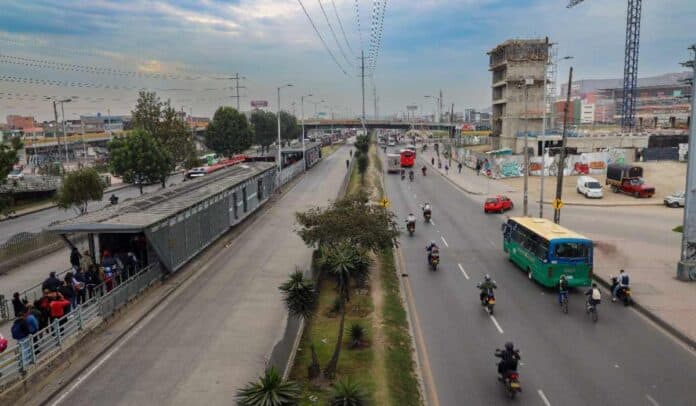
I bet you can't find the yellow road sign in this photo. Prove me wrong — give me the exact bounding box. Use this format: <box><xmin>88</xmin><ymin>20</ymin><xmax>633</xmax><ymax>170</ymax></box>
<box><xmin>552</xmin><ymin>198</ymin><xmax>564</xmax><ymax>209</ymax></box>
<box><xmin>380</xmin><ymin>198</ymin><xmax>390</xmax><ymax>208</ymax></box>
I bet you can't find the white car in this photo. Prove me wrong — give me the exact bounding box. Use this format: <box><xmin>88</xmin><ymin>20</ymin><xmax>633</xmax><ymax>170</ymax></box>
<box><xmin>387</xmin><ymin>140</ymin><xmax>396</xmax><ymax>147</ymax></box>
<box><xmin>576</xmin><ymin>176</ymin><xmax>603</xmax><ymax>198</ymax></box>
<box><xmin>6</xmin><ymin>169</ymin><xmax>23</xmax><ymax>180</ymax></box>
<box><xmin>664</xmin><ymin>192</ymin><xmax>685</xmax><ymax>208</ymax></box>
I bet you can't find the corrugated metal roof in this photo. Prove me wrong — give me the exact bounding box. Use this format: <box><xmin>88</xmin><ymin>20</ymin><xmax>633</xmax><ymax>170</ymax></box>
<box><xmin>49</xmin><ymin>162</ymin><xmax>275</xmax><ymax>233</ymax></box>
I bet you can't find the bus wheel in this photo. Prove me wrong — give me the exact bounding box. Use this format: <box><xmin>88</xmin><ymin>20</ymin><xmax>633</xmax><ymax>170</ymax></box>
<box><xmin>527</xmin><ymin>269</ymin><xmax>533</xmax><ymax>280</ymax></box>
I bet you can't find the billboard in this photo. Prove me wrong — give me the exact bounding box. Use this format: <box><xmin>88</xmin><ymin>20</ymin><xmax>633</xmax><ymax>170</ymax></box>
<box><xmin>407</xmin><ymin>105</ymin><xmax>418</xmax><ymax>111</ymax></box>
<box><xmin>251</xmin><ymin>100</ymin><xmax>268</xmax><ymax>108</ymax></box>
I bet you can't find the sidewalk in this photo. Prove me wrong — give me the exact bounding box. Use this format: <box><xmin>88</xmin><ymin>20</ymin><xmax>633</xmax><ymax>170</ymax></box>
<box><xmin>423</xmin><ymin>150</ymin><xmax>696</xmax><ymax>347</ymax></box>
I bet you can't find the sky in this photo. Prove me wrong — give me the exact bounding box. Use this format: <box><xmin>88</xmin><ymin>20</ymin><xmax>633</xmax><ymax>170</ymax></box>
<box><xmin>0</xmin><ymin>0</ymin><xmax>694</xmax><ymax>122</ymax></box>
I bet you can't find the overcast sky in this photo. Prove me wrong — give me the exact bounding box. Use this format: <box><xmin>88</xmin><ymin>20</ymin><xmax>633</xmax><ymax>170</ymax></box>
<box><xmin>0</xmin><ymin>0</ymin><xmax>694</xmax><ymax>122</ymax></box>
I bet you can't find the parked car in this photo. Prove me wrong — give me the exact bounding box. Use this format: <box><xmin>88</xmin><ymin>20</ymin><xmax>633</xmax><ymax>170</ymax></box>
<box><xmin>6</xmin><ymin>169</ymin><xmax>23</xmax><ymax>180</ymax></box>
<box><xmin>576</xmin><ymin>176</ymin><xmax>603</xmax><ymax>198</ymax></box>
<box><xmin>664</xmin><ymin>191</ymin><xmax>685</xmax><ymax>208</ymax></box>
<box><xmin>484</xmin><ymin>195</ymin><xmax>513</xmax><ymax>213</ymax></box>
<box><xmin>605</xmin><ymin>163</ymin><xmax>655</xmax><ymax>198</ymax></box>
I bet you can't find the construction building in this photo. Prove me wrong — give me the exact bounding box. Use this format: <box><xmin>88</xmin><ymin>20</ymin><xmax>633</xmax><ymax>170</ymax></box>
<box><xmin>488</xmin><ymin>38</ymin><xmax>550</xmax><ymax>152</ymax></box>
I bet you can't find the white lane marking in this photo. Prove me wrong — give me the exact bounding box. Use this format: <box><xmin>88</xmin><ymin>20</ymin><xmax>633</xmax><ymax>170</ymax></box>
<box><xmin>457</xmin><ymin>263</ymin><xmax>470</xmax><ymax>280</ymax></box>
<box><xmin>538</xmin><ymin>389</ymin><xmax>552</xmax><ymax>406</ymax></box>
<box><xmin>645</xmin><ymin>394</ymin><xmax>660</xmax><ymax>406</ymax></box>
<box><xmin>49</xmin><ymin>308</ymin><xmax>158</xmax><ymax>406</ymax></box>
<box><xmin>490</xmin><ymin>315</ymin><xmax>504</xmax><ymax>334</ymax></box>
<box><xmin>440</xmin><ymin>236</ymin><xmax>449</xmax><ymax>247</ymax></box>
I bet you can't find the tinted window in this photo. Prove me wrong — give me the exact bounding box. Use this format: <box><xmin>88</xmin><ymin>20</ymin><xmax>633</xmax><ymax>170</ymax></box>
<box><xmin>554</xmin><ymin>242</ymin><xmax>589</xmax><ymax>259</ymax></box>
<box><xmin>486</xmin><ymin>198</ymin><xmax>498</xmax><ymax>203</ymax></box>
<box><xmin>587</xmin><ymin>182</ymin><xmax>602</xmax><ymax>189</ymax></box>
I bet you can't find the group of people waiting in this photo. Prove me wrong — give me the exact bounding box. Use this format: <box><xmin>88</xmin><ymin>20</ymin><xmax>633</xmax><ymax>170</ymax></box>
<box><xmin>8</xmin><ymin>247</ymin><xmax>140</xmax><ymax>348</ymax></box>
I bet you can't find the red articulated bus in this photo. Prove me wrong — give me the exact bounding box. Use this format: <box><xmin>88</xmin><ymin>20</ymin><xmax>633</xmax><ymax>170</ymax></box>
<box><xmin>186</xmin><ymin>155</ymin><xmax>247</xmax><ymax>179</ymax></box>
<box><xmin>400</xmin><ymin>149</ymin><xmax>415</xmax><ymax>168</ymax></box>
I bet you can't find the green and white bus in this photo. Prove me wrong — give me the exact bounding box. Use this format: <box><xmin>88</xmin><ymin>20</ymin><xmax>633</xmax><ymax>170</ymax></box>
<box><xmin>502</xmin><ymin>217</ymin><xmax>593</xmax><ymax>288</ymax></box>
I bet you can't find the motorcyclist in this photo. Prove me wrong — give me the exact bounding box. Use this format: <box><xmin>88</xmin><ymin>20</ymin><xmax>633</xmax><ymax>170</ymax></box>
<box><xmin>495</xmin><ymin>342</ymin><xmax>521</xmax><ymax>379</ymax></box>
<box><xmin>109</xmin><ymin>194</ymin><xmax>118</xmax><ymax>205</ymax></box>
<box><xmin>612</xmin><ymin>269</ymin><xmax>629</xmax><ymax>302</ymax></box>
<box><xmin>477</xmin><ymin>274</ymin><xmax>497</xmax><ymax>304</ymax></box>
<box><xmin>426</xmin><ymin>240</ymin><xmax>439</xmax><ymax>264</ymax></box>
<box><xmin>406</xmin><ymin>213</ymin><xmax>416</xmax><ymax>233</ymax></box>
<box><xmin>409</xmin><ymin>169</ymin><xmax>414</xmax><ymax>181</ymax></box>
<box><xmin>422</xmin><ymin>203</ymin><xmax>432</xmax><ymax>216</ymax></box>
<box><xmin>558</xmin><ymin>275</ymin><xmax>569</xmax><ymax>305</ymax></box>
<box><xmin>422</xmin><ymin>166</ymin><xmax>427</xmax><ymax>176</ymax></box>
<box><xmin>401</xmin><ymin>168</ymin><xmax>406</xmax><ymax>180</ymax></box>
<box><xmin>585</xmin><ymin>282</ymin><xmax>601</xmax><ymax>308</ymax></box>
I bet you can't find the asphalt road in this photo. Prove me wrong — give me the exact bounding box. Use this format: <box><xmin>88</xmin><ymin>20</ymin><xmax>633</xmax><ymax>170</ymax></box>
<box><xmin>385</xmin><ymin>153</ymin><xmax>696</xmax><ymax>406</ymax></box>
<box><xmin>0</xmin><ymin>173</ymin><xmax>184</xmax><ymax>245</ymax></box>
<box><xmin>45</xmin><ymin>146</ymin><xmax>351</xmax><ymax>406</ymax></box>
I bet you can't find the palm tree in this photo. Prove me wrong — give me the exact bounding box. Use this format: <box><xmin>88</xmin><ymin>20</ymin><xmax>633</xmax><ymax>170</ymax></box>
<box><xmin>278</xmin><ymin>270</ymin><xmax>316</xmax><ymax>320</ymax></box>
<box><xmin>319</xmin><ymin>243</ymin><xmax>372</xmax><ymax>379</ymax></box>
<box><xmin>236</xmin><ymin>367</ymin><xmax>301</xmax><ymax>406</ymax></box>
<box><xmin>279</xmin><ymin>270</ymin><xmax>319</xmax><ymax>378</ymax></box>
<box><xmin>329</xmin><ymin>378</ymin><xmax>369</xmax><ymax>406</ymax></box>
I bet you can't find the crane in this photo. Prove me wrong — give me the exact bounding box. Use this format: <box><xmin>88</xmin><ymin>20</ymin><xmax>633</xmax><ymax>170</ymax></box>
<box><xmin>568</xmin><ymin>0</ymin><xmax>642</xmax><ymax>131</ymax></box>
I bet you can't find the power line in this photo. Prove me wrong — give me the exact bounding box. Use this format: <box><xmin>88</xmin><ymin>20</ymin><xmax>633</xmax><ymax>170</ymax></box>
<box><xmin>331</xmin><ymin>0</ymin><xmax>356</xmax><ymax>58</ymax></box>
<box><xmin>296</xmin><ymin>0</ymin><xmax>348</xmax><ymax>75</ymax></box>
<box><xmin>317</xmin><ymin>0</ymin><xmax>353</xmax><ymax>68</ymax></box>
<box><xmin>354</xmin><ymin>0</ymin><xmax>364</xmax><ymax>52</ymax></box>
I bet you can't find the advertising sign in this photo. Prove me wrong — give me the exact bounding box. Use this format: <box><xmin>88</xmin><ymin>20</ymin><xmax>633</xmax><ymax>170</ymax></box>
<box><xmin>250</xmin><ymin>100</ymin><xmax>268</xmax><ymax>108</ymax></box>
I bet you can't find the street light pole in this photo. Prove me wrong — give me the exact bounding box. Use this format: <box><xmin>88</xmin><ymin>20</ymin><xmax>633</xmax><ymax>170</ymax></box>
<box><xmin>59</xmin><ymin>99</ymin><xmax>72</xmax><ymax>163</ymax></box>
<box><xmin>522</xmin><ymin>79</ymin><xmax>532</xmax><ymax>217</ymax></box>
<box><xmin>277</xmin><ymin>84</ymin><xmax>293</xmax><ymax>182</ymax></box>
<box><xmin>677</xmin><ymin>45</ymin><xmax>696</xmax><ymax>281</ymax></box>
<box><xmin>301</xmin><ymin>94</ymin><xmax>313</xmax><ymax>172</ymax></box>
<box><xmin>554</xmin><ymin>67</ymin><xmax>573</xmax><ymax>224</ymax></box>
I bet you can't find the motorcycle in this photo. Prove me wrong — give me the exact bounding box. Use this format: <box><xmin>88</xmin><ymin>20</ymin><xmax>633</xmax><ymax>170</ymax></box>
<box><xmin>109</xmin><ymin>195</ymin><xmax>119</xmax><ymax>205</ymax></box>
<box><xmin>479</xmin><ymin>288</ymin><xmax>496</xmax><ymax>315</ymax></box>
<box><xmin>429</xmin><ymin>251</ymin><xmax>439</xmax><ymax>271</ymax></box>
<box><xmin>423</xmin><ymin>210</ymin><xmax>431</xmax><ymax>223</ymax></box>
<box><xmin>407</xmin><ymin>221</ymin><xmax>415</xmax><ymax>236</ymax></box>
<box><xmin>495</xmin><ymin>352</ymin><xmax>522</xmax><ymax>399</ymax></box>
<box><xmin>401</xmin><ymin>171</ymin><xmax>406</xmax><ymax>181</ymax></box>
<box><xmin>409</xmin><ymin>172</ymin><xmax>414</xmax><ymax>181</ymax></box>
<box><xmin>611</xmin><ymin>276</ymin><xmax>632</xmax><ymax>306</ymax></box>
<box><xmin>585</xmin><ymin>299</ymin><xmax>599</xmax><ymax>322</ymax></box>
<box><xmin>422</xmin><ymin>167</ymin><xmax>427</xmax><ymax>176</ymax></box>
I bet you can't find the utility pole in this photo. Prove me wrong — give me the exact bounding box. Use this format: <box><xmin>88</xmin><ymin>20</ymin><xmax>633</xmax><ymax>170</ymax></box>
<box><xmin>522</xmin><ymin>78</ymin><xmax>532</xmax><ymax>217</ymax></box>
<box><xmin>231</xmin><ymin>73</ymin><xmax>246</xmax><ymax>111</ymax></box>
<box><xmin>554</xmin><ymin>67</ymin><xmax>573</xmax><ymax>224</ymax></box>
<box><xmin>439</xmin><ymin>89</ymin><xmax>443</xmax><ymax>123</ymax></box>
<box><xmin>677</xmin><ymin>45</ymin><xmax>696</xmax><ymax>281</ymax></box>
<box><xmin>360</xmin><ymin>51</ymin><xmax>366</xmax><ymax>130</ymax></box>
<box><xmin>540</xmin><ymin>40</ymin><xmax>550</xmax><ymax>218</ymax></box>
<box><xmin>373</xmin><ymin>82</ymin><xmax>378</xmax><ymax>120</ymax></box>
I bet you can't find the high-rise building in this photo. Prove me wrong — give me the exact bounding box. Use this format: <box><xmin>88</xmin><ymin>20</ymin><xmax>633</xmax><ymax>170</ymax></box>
<box><xmin>488</xmin><ymin>38</ymin><xmax>550</xmax><ymax>152</ymax></box>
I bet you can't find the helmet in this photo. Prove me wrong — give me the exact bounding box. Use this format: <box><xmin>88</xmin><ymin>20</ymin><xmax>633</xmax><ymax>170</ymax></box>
<box><xmin>505</xmin><ymin>342</ymin><xmax>514</xmax><ymax>351</ymax></box>
<box><xmin>431</xmin><ymin>240</ymin><xmax>436</xmax><ymax>245</ymax></box>
<box><xmin>560</xmin><ymin>275</ymin><xmax>566</xmax><ymax>280</ymax></box>
<box><xmin>484</xmin><ymin>274</ymin><xmax>491</xmax><ymax>281</ymax></box>
<box><xmin>592</xmin><ymin>283</ymin><xmax>598</xmax><ymax>288</ymax></box>
<box><xmin>409</xmin><ymin>213</ymin><xmax>414</xmax><ymax>216</ymax></box>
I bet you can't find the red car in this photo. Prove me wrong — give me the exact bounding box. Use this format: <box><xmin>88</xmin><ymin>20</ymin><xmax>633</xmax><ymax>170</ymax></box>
<box><xmin>484</xmin><ymin>195</ymin><xmax>513</xmax><ymax>213</ymax></box>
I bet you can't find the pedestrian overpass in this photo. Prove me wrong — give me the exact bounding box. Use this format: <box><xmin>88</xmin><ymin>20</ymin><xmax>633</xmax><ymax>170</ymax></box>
<box><xmin>302</xmin><ymin>119</ymin><xmax>456</xmax><ymax>135</ymax></box>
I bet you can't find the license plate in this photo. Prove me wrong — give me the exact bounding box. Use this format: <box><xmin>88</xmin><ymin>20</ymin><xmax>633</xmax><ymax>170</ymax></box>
<box><xmin>510</xmin><ymin>383</ymin><xmax>520</xmax><ymax>388</ymax></box>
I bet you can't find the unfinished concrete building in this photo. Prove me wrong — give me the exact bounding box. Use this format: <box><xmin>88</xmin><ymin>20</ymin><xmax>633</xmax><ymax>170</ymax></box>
<box><xmin>488</xmin><ymin>38</ymin><xmax>550</xmax><ymax>153</ymax></box>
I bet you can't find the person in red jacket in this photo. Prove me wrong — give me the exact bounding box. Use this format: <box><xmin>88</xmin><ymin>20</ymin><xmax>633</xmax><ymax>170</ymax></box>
<box><xmin>49</xmin><ymin>293</ymin><xmax>70</xmax><ymax>321</ymax></box>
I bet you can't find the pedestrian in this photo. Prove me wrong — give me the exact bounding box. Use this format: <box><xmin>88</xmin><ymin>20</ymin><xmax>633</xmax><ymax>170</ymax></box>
<box><xmin>431</xmin><ymin>157</ymin><xmax>435</xmax><ymax>166</ymax></box>
<box><xmin>42</xmin><ymin>271</ymin><xmax>61</xmax><ymax>292</ymax></box>
<box><xmin>350</xmin><ymin>149</ymin><xmax>353</xmax><ymax>158</ymax></box>
<box><xmin>12</xmin><ymin>292</ymin><xmax>27</xmax><ymax>318</ymax></box>
<box><xmin>346</xmin><ymin>159</ymin><xmax>350</xmax><ymax>170</ymax></box>
<box><xmin>73</xmin><ymin>268</ymin><xmax>87</xmax><ymax>305</ymax></box>
<box><xmin>80</xmin><ymin>250</ymin><xmax>94</xmax><ymax>273</ymax></box>
<box><xmin>476</xmin><ymin>160</ymin><xmax>481</xmax><ymax>176</ymax></box>
<box><xmin>0</xmin><ymin>333</ymin><xmax>7</xmax><ymax>353</ymax></box>
<box><xmin>458</xmin><ymin>162</ymin><xmax>463</xmax><ymax>173</ymax></box>
<box><xmin>445</xmin><ymin>164</ymin><xmax>449</xmax><ymax>174</ymax></box>
<box><xmin>59</xmin><ymin>276</ymin><xmax>76</xmax><ymax>311</ymax></box>
<box><xmin>70</xmin><ymin>247</ymin><xmax>81</xmax><ymax>270</ymax></box>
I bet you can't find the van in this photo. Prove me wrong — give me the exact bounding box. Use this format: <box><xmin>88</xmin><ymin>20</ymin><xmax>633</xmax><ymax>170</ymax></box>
<box><xmin>577</xmin><ymin>176</ymin><xmax>603</xmax><ymax>198</ymax></box>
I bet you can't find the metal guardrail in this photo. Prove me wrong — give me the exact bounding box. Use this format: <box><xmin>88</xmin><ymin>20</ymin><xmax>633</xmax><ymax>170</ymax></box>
<box><xmin>0</xmin><ymin>263</ymin><xmax>160</xmax><ymax>389</ymax></box>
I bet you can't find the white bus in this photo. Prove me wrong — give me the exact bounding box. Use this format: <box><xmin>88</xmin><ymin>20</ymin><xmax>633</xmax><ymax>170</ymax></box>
<box><xmin>386</xmin><ymin>153</ymin><xmax>401</xmax><ymax>173</ymax></box>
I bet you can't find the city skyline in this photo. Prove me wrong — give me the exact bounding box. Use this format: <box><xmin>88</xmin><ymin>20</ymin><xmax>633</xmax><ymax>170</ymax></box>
<box><xmin>0</xmin><ymin>0</ymin><xmax>694</xmax><ymax>121</ymax></box>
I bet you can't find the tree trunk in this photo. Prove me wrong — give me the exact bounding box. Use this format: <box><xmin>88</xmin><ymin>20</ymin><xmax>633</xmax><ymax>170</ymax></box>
<box><xmin>308</xmin><ymin>343</ymin><xmax>320</xmax><ymax>379</ymax></box>
<box><xmin>323</xmin><ymin>296</ymin><xmax>346</xmax><ymax>379</ymax></box>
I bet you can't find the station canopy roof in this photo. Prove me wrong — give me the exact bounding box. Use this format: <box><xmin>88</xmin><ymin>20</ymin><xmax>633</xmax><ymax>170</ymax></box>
<box><xmin>48</xmin><ymin>162</ymin><xmax>275</xmax><ymax>234</ymax></box>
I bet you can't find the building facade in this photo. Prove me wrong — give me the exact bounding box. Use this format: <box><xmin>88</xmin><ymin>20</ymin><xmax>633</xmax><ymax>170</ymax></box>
<box><xmin>488</xmin><ymin>38</ymin><xmax>550</xmax><ymax>152</ymax></box>
<box><xmin>6</xmin><ymin>115</ymin><xmax>36</xmax><ymax>130</ymax></box>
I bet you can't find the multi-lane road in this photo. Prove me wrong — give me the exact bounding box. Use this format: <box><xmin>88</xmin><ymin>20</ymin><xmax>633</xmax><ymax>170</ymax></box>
<box><xmin>385</xmin><ymin>151</ymin><xmax>695</xmax><ymax>406</ymax></box>
<box><xmin>0</xmin><ymin>173</ymin><xmax>184</xmax><ymax>245</ymax></box>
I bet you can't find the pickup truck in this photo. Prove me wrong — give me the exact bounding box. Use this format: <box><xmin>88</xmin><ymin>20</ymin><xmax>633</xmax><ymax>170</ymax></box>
<box><xmin>605</xmin><ymin>164</ymin><xmax>655</xmax><ymax>198</ymax></box>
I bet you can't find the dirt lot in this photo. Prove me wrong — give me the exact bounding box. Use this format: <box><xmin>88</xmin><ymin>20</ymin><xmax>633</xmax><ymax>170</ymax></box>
<box><xmin>499</xmin><ymin>160</ymin><xmax>686</xmax><ymax>205</ymax></box>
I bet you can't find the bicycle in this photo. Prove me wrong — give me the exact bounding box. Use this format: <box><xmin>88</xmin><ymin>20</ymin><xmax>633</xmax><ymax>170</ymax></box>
<box><xmin>559</xmin><ymin>291</ymin><xmax>569</xmax><ymax>314</ymax></box>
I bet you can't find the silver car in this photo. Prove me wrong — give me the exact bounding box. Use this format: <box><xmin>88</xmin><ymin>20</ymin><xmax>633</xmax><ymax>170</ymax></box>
<box><xmin>664</xmin><ymin>191</ymin><xmax>685</xmax><ymax>208</ymax></box>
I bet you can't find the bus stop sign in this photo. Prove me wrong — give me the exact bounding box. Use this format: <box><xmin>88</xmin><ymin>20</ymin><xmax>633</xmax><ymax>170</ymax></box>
<box><xmin>552</xmin><ymin>199</ymin><xmax>564</xmax><ymax>209</ymax></box>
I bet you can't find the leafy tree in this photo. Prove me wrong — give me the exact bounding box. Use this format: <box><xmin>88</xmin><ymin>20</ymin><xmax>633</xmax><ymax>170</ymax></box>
<box><xmin>295</xmin><ymin>191</ymin><xmax>399</xmax><ymax>251</ymax></box>
<box><xmin>131</xmin><ymin>91</ymin><xmax>161</xmax><ymax>136</ymax></box>
<box><xmin>317</xmin><ymin>243</ymin><xmax>372</xmax><ymax>378</ymax></box>
<box><xmin>357</xmin><ymin>154</ymin><xmax>368</xmax><ymax>179</ymax></box>
<box><xmin>354</xmin><ymin>134</ymin><xmax>369</xmax><ymax>155</ymax></box>
<box><xmin>279</xmin><ymin>111</ymin><xmax>300</xmax><ymax>142</ymax></box>
<box><xmin>329</xmin><ymin>378</ymin><xmax>369</xmax><ymax>406</ymax></box>
<box><xmin>55</xmin><ymin>168</ymin><xmax>105</xmax><ymax>215</ymax></box>
<box><xmin>0</xmin><ymin>137</ymin><xmax>22</xmax><ymax>216</ymax></box>
<box><xmin>131</xmin><ymin>91</ymin><xmax>196</xmax><ymax>166</ymax></box>
<box><xmin>108</xmin><ymin>129</ymin><xmax>172</xmax><ymax>194</ymax></box>
<box><xmin>205</xmin><ymin>106</ymin><xmax>253</xmax><ymax>157</ymax></box>
<box><xmin>251</xmin><ymin>110</ymin><xmax>277</xmax><ymax>155</ymax></box>
<box><xmin>158</xmin><ymin>102</ymin><xmax>196</xmax><ymax>165</ymax></box>
<box><xmin>236</xmin><ymin>367</ymin><xmax>301</xmax><ymax>406</ymax></box>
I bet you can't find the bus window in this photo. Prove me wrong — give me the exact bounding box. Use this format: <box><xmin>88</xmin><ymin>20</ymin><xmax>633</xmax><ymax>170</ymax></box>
<box><xmin>553</xmin><ymin>242</ymin><xmax>589</xmax><ymax>259</ymax></box>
